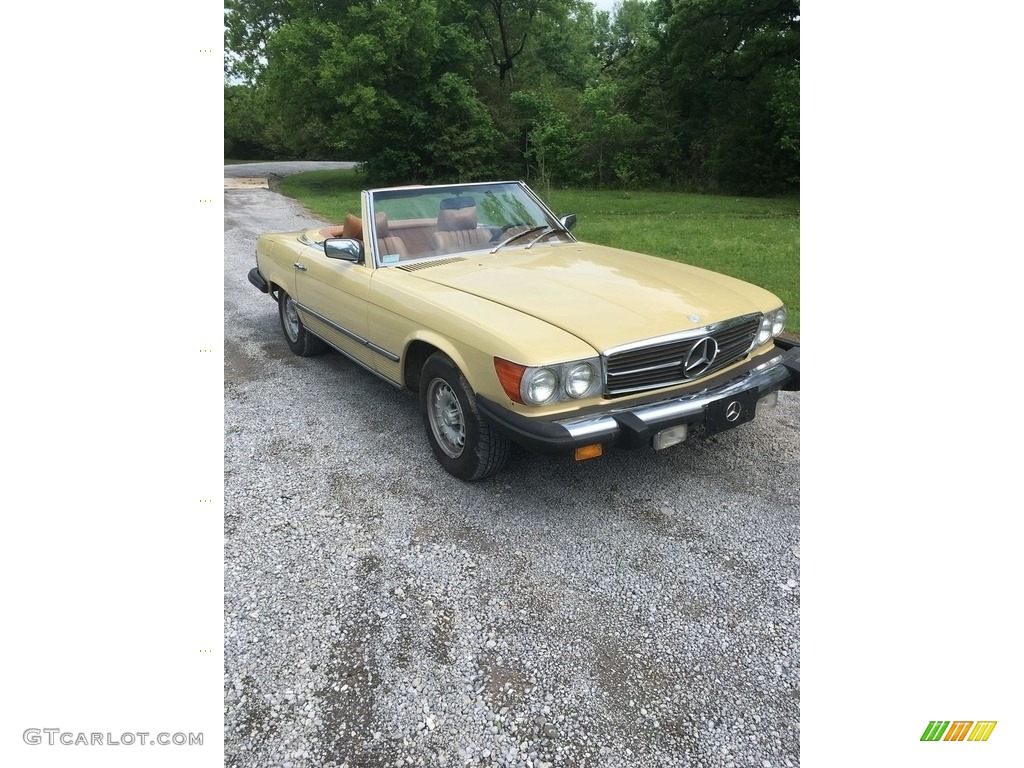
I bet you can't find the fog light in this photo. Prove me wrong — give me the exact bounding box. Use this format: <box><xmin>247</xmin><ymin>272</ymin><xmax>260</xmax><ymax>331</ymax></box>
<box><xmin>757</xmin><ymin>391</ymin><xmax>779</xmax><ymax>413</ymax></box>
<box><xmin>574</xmin><ymin>444</ymin><xmax>603</xmax><ymax>461</ymax></box>
<box><xmin>653</xmin><ymin>425</ymin><xmax>688</xmax><ymax>450</ymax></box>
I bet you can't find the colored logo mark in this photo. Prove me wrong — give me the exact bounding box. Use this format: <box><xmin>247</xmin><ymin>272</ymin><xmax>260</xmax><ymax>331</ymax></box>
<box><xmin>920</xmin><ymin>720</ymin><xmax>997</xmax><ymax>742</ymax></box>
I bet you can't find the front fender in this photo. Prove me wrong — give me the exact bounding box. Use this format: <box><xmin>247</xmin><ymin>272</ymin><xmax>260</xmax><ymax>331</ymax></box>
<box><xmin>402</xmin><ymin>330</ymin><xmax>502</xmax><ymax>402</ymax></box>
<box><xmin>256</xmin><ymin>235</ymin><xmax>302</xmax><ymax>298</ymax></box>
<box><xmin>370</xmin><ymin>270</ymin><xmax>599</xmax><ymax>403</ymax></box>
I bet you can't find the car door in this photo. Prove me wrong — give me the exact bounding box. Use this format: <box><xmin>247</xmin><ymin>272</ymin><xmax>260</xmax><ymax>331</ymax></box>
<box><xmin>291</xmin><ymin>242</ymin><xmax>376</xmax><ymax>371</ymax></box>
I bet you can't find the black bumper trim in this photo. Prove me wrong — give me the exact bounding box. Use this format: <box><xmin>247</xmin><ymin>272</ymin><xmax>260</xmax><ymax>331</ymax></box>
<box><xmin>476</xmin><ymin>398</ymin><xmax>578</xmax><ymax>455</ymax></box>
<box><xmin>248</xmin><ymin>267</ymin><xmax>269</xmax><ymax>293</ymax></box>
<box><xmin>775</xmin><ymin>338</ymin><xmax>800</xmax><ymax>390</ymax></box>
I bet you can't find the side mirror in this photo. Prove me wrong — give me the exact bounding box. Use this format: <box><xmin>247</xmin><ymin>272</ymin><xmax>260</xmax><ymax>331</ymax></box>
<box><xmin>559</xmin><ymin>213</ymin><xmax>577</xmax><ymax>231</ymax></box>
<box><xmin>323</xmin><ymin>237</ymin><xmax>363</xmax><ymax>263</ymax></box>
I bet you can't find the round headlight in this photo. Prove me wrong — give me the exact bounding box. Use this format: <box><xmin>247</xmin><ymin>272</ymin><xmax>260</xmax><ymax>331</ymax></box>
<box><xmin>524</xmin><ymin>368</ymin><xmax>558</xmax><ymax>404</ymax></box>
<box><xmin>757</xmin><ymin>315</ymin><xmax>773</xmax><ymax>345</ymax></box>
<box><xmin>772</xmin><ymin>307</ymin><xmax>787</xmax><ymax>337</ymax></box>
<box><xmin>565</xmin><ymin>362</ymin><xmax>595</xmax><ymax>398</ymax></box>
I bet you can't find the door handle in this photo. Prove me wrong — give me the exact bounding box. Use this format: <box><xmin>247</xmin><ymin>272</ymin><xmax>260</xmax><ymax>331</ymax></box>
<box><xmin>294</xmin><ymin>262</ymin><xmax>307</xmax><ymax>271</ymax></box>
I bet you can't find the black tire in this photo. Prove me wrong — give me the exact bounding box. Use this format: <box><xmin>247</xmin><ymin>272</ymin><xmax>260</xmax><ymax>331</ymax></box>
<box><xmin>278</xmin><ymin>290</ymin><xmax>328</xmax><ymax>356</ymax></box>
<box><xmin>419</xmin><ymin>352</ymin><xmax>511</xmax><ymax>481</ymax></box>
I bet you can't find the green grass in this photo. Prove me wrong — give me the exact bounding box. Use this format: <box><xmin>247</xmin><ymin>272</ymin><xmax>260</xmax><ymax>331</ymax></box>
<box><xmin>277</xmin><ymin>170</ymin><xmax>800</xmax><ymax>333</ymax></box>
<box><xmin>279</xmin><ymin>169</ymin><xmax>365</xmax><ymax>217</ymax></box>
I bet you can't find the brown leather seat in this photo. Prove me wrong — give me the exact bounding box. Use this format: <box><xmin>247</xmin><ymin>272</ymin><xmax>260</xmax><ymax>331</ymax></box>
<box><xmin>317</xmin><ymin>213</ymin><xmax>362</xmax><ymax>241</ymax></box>
<box><xmin>430</xmin><ymin>197</ymin><xmax>492</xmax><ymax>252</ymax></box>
<box><xmin>343</xmin><ymin>213</ymin><xmax>363</xmax><ymax>239</ymax></box>
<box><xmin>375</xmin><ymin>212</ymin><xmax>409</xmax><ymax>262</ymax></box>
<box><xmin>322</xmin><ymin>212</ymin><xmax>408</xmax><ymax>262</ymax></box>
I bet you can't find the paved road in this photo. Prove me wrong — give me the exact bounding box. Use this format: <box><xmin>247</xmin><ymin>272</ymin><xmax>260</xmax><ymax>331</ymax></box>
<box><xmin>223</xmin><ymin>163</ymin><xmax>801</xmax><ymax>768</ymax></box>
<box><xmin>224</xmin><ymin>160</ymin><xmax>360</xmax><ymax>179</ymax></box>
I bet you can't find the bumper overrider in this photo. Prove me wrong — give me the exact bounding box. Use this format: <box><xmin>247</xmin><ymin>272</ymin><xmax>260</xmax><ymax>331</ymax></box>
<box><xmin>477</xmin><ymin>344</ymin><xmax>800</xmax><ymax>456</ymax></box>
<box><xmin>248</xmin><ymin>267</ymin><xmax>270</xmax><ymax>293</ymax></box>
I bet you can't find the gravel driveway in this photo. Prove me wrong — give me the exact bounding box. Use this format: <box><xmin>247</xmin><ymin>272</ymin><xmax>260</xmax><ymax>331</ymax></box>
<box><xmin>224</xmin><ymin>162</ymin><xmax>801</xmax><ymax>768</ymax></box>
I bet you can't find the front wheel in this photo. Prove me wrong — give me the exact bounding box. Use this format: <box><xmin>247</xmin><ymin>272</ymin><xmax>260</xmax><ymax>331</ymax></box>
<box><xmin>420</xmin><ymin>353</ymin><xmax>511</xmax><ymax>481</ymax></box>
<box><xmin>278</xmin><ymin>290</ymin><xmax>327</xmax><ymax>356</ymax></box>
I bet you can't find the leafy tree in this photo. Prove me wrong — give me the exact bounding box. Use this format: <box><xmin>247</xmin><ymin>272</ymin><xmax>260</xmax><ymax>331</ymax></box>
<box><xmin>223</xmin><ymin>0</ymin><xmax>799</xmax><ymax>192</ymax></box>
<box><xmin>224</xmin><ymin>84</ymin><xmax>266</xmax><ymax>158</ymax></box>
<box><xmin>524</xmin><ymin>0</ymin><xmax>602</xmax><ymax>90</ymax></box>
<box><xmin>644</xmin><ymin>0</ymin><xmax>800</xmax><ymax>192</ymax></box>
<box><xmin>224</xmin><ymin>0</ymin><xmax>292</xmax><ymax>82</ymax></box>
<box><xmin>462</xmin><ymin>0</ymin><xmax>576</xmax><ymax>87</ymax></box>
<box><xmin>577</xmin><ymin>81</ymin><xmax>647</xmax><ymax>186</ymax></box>
<box><xmin>507</xmin><ymin>90</ymin><xmax>574</xmax><ymax>189</ymax></box>
<box><xmin>769</xmin><ymin>62</ymin><xmax>799</xmax><ymax>182</ymax></box>
<box><xmin>595</xmin><ymin>0</ymin><xmax>654</xmax><ymax>72</ymax></box>
<box><xmin>263</xmin><ymin>0</ymin><xmax>500</xmax><ymax>183</ymax></box>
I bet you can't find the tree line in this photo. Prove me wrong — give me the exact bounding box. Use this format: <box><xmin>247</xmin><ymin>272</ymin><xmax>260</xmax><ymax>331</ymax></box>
<box><xmin>225</xmin><ymin>0</ymin><xmax>799</xmax><ymax>194</ymax></box>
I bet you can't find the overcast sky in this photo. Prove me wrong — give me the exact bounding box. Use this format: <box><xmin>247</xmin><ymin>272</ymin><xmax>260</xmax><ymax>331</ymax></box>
<box><xmin>591</xmin><ymin>0</ymin><xmax>619</xmax><ymax>15</ymax></box>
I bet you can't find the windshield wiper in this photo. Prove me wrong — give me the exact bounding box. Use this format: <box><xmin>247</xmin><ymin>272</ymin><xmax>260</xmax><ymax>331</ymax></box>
<box><xmin>490</xmin><ymin>225</ymin><xmax>547</xmax><ymax>254</ymax></box>
<box><xmin>526</xmin><ymin>225</ymin><xmax>570</xmax><ymax>249</ymax></box>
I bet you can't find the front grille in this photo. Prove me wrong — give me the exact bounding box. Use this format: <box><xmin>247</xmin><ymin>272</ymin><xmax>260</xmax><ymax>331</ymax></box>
<box><xmin>603</xmin><ymin>314</ymin><xmax>761</xmax><ymax>396</ymax></box>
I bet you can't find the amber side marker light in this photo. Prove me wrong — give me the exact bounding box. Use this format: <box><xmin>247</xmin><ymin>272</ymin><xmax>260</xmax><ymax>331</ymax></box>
<box><xmin>574</xmin><ymin>444</ymin><xmax>603</xmax><ymax>461</ymax></box>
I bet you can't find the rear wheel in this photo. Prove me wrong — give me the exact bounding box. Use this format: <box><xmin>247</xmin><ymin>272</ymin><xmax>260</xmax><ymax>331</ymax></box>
<box><xmin>278</xmin><ymin>290</ymin><xmax>327</xmax><ymax>356</ymax></box>
<box><xmin>420</xmin><ymin>352</ymin><xmax>510</xmax><ymax>480</ymax></box>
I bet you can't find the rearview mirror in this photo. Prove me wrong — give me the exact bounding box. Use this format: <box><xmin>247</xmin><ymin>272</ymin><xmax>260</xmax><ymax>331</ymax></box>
<box><xmin>559</xmin><ymin>213</ymin><xmax>577</xmax><ymax>231</ymax></box>
<box><xmin>323</xmin><ymin>237</ymin><xmax>363</xmax><ymax>263</ymax></box>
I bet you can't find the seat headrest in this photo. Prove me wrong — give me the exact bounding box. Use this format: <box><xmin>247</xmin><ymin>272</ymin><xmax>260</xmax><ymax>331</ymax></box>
<box><xmin>342</xmin><ymin>213</ymin><xmax>362</xmax><ymax>239</ymax></box>
<box><xmin>340</xmin><ymin>212</ymin><xmax>390</xmax><ymax>239</ymax></box>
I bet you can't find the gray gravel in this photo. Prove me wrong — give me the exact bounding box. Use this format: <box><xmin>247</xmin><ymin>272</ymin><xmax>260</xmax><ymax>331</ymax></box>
<box><xmin>224</xmin><ymin>162</ymin><xmax>801</xmax><ymax>768</ymax></box>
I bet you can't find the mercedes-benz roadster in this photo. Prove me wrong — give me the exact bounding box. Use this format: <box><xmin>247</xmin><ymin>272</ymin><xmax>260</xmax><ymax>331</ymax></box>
<box><xmin>248</xmin><ymin>180</ymin><xmax>799</xmax><ymax>480</ymax></box>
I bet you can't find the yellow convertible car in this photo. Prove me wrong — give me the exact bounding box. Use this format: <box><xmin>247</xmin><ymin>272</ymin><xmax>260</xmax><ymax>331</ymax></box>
<box><xmin>248</xmin><ymin>181</ymin><xmax>799</xmax><ymax>480</ymax></box>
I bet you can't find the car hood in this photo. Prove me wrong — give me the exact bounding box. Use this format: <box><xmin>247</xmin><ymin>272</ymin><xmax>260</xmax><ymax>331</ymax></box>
<box><xmin>406</xmin><ymin>243</ymin><xmax>781</xmax><ymax>351</ymax></box>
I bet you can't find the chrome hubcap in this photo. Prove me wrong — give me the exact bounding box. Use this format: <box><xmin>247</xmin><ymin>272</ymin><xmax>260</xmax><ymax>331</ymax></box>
<box><xmin>283</xmin><ymin>298</ymin><xmax>300</xmax><ymax>341</ymax></box>
<box><xmin>427</xmin><ymin>379</ymin><xmax>465</xmax><ymax>458</ymax></box>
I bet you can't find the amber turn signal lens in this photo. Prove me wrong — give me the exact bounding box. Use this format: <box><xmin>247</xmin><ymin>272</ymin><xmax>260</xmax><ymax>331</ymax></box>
<box><xmin>493</xmin><ymin>358</ymin><xmax>527</xmax><ymax>403</ymax></box>
<box><xmin>574</xmin><ymin>444</ymin><xmax>603</xmax><ymax>461</ymax></box>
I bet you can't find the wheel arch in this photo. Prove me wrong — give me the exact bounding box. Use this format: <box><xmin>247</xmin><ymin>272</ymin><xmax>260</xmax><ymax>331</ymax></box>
<box><xmin>402</xmin><ymin>333</ymin><xmax>479</xmax><ymax>394</ymax></box>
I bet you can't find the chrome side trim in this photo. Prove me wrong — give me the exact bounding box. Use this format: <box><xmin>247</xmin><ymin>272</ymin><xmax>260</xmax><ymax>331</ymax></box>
<box><xmin>558</xmin><ymin>351</ymin><xmax>793</xmax><ymax>441</ymax></box>
<box><xmin>304</xmin><ymin>329</ymin><xmax>403</xmax><ymax>390</ymax></box>
<box><xmin>294</xmin><ymin>301</ymin><xmax>401</xmax><ymax>363</ymax></box>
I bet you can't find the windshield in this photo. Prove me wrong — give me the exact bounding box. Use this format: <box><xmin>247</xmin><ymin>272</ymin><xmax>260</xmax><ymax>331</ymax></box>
<box><xmin>368</xmin><ymin>181</ymin><xmax>573</xmax><ymax>265</ymax></box>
